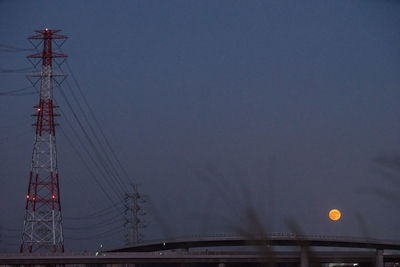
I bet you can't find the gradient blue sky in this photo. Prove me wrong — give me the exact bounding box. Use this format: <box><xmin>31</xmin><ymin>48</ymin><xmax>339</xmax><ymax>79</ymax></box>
<box><xmin>0</xmin><ymin>0</ymin><xmax>400</xmax><ymax>252</ymax></box>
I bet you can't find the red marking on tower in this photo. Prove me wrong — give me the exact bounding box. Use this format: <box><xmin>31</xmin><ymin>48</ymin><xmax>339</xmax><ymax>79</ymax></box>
<box><xmin>20</xmin><ymin>29</ymin><xmax>68</xmax><ymax>254</ymax></box>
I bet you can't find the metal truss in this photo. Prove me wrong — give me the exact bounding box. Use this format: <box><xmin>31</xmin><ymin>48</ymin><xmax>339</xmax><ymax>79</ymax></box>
<box><xmin>20</xmin><ymin>29</ymin><xmax>67</xmax><ymax>253</ymax></box>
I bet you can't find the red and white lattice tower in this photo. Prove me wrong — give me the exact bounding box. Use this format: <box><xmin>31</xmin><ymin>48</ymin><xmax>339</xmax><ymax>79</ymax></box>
<box><xmin>20</xmin><ymin>29</ymin><xmax>67</xmax><ymax>253</ymax></box>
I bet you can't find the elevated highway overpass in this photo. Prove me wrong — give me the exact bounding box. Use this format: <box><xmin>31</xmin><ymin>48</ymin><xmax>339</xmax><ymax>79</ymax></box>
<box><xmin>110</xmin><ymin>233</ymin><xmax>400</xmax><ymax>252</ymax></box>
<box><xmin>1</xmin><ymin>251</ymin><xmax>400</xmax><ymax>266</ymax></box>
<box><xmin>2</xmin><ymin>234</ymin><xmax>400</xmax><ymax>266</ymax></box>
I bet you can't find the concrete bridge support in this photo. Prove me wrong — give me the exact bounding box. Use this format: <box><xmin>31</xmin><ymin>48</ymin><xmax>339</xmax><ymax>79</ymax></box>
<box><xmin>376</xmin><ymin>249</ymin><xmax>383</xmax><ymax>267</ymax></box>
<box><xmin>300</xmin><ymin>246</ymin><xmax>308</xmax><ymax>267</ymax></box>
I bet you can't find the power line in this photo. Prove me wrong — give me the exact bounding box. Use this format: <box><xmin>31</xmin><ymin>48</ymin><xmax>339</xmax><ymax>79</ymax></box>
<box><xmin>58</xmin><ymin>118</ymin><xmax>123</xmax><ymax>206</ymax></box>
<box><xmin>60</xmin><ymin>63</ymin><xmax>152</xmax><ymax>245</ymax></box>
<box><xmin>65</xmin><ymin>61</ymin><xmax>133</xmax><ymax>187</ymax></box>
<box><xmin>67</xmin><ymin>226</ymin><xmax>125</xmax><ymax>241</ymax></box>
<box><xmin>58</xmin><ymin>125</ymin><xmax>121</xmax><ymax>211</ymax></box>
<box><xmin>0</xmin><ymin>91</ymin><xmax>37</xmax><ymax>96</ymax></box>
<box><xmin>0</xmin><ymin>44</ymin><xmax>35</xmax><ymax>52</ymax></box>
<box><xmin>0</xmin><ymin>67</ymin><xmax>33</xmax><ymax>73</ymax></box>
<box><xmin>27</xmin><ymin>77</ymin><xmax>121</xmax><ymax>219</ymax></box>
<box><xmin>64</xmin><ymin>203</ymin><xmax>124</xmax><ymax>221</ymax></box>
<box><xmin>62</xmin><ymin>79</ymin><xmax>128</xmax><ymax>194</ymax></box>
<box><xmin>64</xmin><ymin>215</ymin><xmax>124</xmax><ymax>231</ymax></box>
<box><xmin>55</xmin><ymin>80</ymin><xmax>129</xmax><ymax>204</ymax></box>
<box><xmin>56</xmin><ymin>92</ymin><xmax>126</xmax><ymax>205</ymax></box>
<box><xmin>0</xmin><ymin>86</ymin><xmax>35</xmax><ymax>95</ymax></box>
<box><xmin>1</xmin><ymin>37</ymin><xmax>143</xmax><ymax>248</ymax></box>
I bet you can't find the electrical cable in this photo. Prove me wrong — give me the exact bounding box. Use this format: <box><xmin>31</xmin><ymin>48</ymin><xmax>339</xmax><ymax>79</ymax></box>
<box><xmin>67</xmin><ymin>226</ymin><xmax>125</xmax><ymax>241</ymax></box>
<box><xmin>56</xmin><ymin>125</ymin><xmax>125</xmax><ymax>239</ymax></box>
<box><xmin>0</xmin><ymin>91</ymin><xmax>37</xmax><ymax>96</ymax></box>
<box><xmin>0</xmin><ymin>85</ymin><xmax>35</xmax><ymax>95</ymax></box>
<box><xmin>27</xmin><ymin>81</ymin><xmax>120</xmax><ymax>211</ymax></box>
<box><xmin>0</xmin><ymin>44</ymin><xmax>35</xmax><ymax>52</ymax></box>
<box><xmin>27</xmin><ymin>81</ymin><xmax>121</xmax><ymax>218</ymax></box>
<box><xmin>56</xmin><ymin>84</ymin><xmax>127</xmax><ymax>199</ymax></box>
<box><xmin>62</xmin><ymin>78</ymin><xmax>128</xmax><ymax>194</ymax></box>
<box><xmin>64</xmin><ymin>215</ymin><xmax>124</xmax><ymax>231</ymax></box>
<box><xmin>0</xmin><ymin>67</ymin><xmax>33</xmax><ymax>73</ymax></box>
<box><xmin>12</xmin><ymin>41</ymin><xmax>139</xmax><ymax>246</ymax></box>
<box><xmin>58</xmin><ymin>122</ymin><xmax>123</xmax><ymax>207</ymax></box>
<box><xmin>65</xmin><ymin>61</ymin><xmax>133</xmax><ymax>187</ymax></box>
<box><xmin>58</xmin><ymin>66</ymin><xmax>147</xmax><ymax>245</ymax></box>
<box><xmin>64</xmin><ymin>203</ymin><xmax>124</xmax><ymax>220</ymax></box>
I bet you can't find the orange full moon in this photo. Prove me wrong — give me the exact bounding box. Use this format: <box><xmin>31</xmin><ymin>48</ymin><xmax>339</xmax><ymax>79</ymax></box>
<box><xmin>329</xmin><ymin>209</ymin><xmax>341</xmax><ymax>221</ymax></box>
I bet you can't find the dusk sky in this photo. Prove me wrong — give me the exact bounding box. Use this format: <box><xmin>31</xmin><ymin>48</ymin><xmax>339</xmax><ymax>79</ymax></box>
<box><xmin>0</xmin><ymin>0</ymin><xmax>400</xmax><ymax>252</ymax></box>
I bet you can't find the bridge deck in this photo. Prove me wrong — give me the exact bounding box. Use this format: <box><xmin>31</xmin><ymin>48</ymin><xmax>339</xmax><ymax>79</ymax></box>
<box><xmin>111</xmin><ymin>235</ymin><xmax>400</xmax><ymax>252</ymax></box>
<box><xmin>1</xmin><ymin>251</ymin><xmax>400</xmax><ymax>265</ymax></box>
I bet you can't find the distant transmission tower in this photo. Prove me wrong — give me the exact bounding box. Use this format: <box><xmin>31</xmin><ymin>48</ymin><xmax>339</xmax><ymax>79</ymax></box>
<box><xmin>20</xmin><ymin>29</ymin><xmax>67</xmax><ymax>253</ymax></box>
<box><xmin>124</xmin><ymin>184</ymin><xmax>147</xmax><ymax>245</ymax></box>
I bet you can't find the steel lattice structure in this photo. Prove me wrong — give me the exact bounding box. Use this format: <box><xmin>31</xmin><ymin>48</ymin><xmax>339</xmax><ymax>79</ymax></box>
<box><xmin>124</xmin><ymin>184</ymin><xmax>147</xmax><ymax>246</ymax></box>
<box><xmin>20</xmin><ymin>29</ymin><xmax>67</xmax><ymax>253</ymax></box>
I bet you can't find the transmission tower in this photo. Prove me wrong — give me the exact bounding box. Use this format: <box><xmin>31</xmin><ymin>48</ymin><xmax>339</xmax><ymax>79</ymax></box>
<box><xmin>124</xmin><ymin>184</ymin><xmax>147</xmax><ymax>245</ymax></box>
<box><xmin>20</xmin><ymin>29</ymin><xmax>67</xmax><ymax>253</ymax></box>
